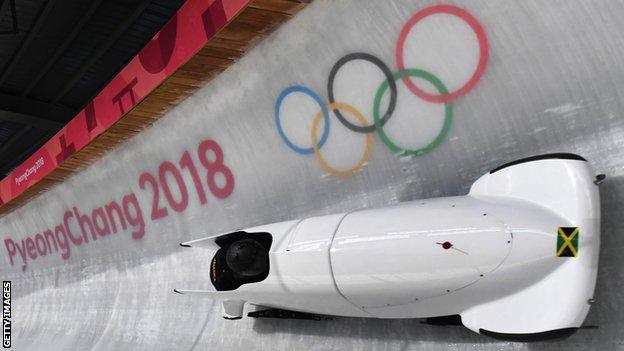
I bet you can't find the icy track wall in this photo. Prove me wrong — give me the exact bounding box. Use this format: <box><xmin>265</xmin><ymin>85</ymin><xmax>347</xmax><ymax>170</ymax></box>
<box><xmin>4</xmin><ymin>0</ymin><xmax>624</xmax><ymax>350</ymax></box>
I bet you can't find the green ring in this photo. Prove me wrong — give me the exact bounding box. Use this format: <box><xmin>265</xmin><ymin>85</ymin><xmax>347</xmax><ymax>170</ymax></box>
<box><xmin>373</xmin><ymin>69</ymin><xmax>453</xmax><ymax>157</ymax></box>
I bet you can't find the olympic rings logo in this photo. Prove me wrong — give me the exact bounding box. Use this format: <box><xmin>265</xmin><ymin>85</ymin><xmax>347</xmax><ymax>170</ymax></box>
<box><xmin>274</xmin><ymin>4</ymin><xmax>489</xmax><ymax>179</ymax></box>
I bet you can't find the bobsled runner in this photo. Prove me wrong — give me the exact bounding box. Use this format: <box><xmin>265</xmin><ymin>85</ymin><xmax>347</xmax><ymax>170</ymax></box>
<box><xmin>175</xmin><ymin>153</ymin><xmax>603</xmax><ymax>341</ymax></box>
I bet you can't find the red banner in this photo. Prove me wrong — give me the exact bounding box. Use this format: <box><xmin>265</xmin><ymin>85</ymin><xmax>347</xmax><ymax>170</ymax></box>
<box><xmin>0</xmin><ymin>0</ymin><xmax>250</xmax><ymax>208</ymax></box>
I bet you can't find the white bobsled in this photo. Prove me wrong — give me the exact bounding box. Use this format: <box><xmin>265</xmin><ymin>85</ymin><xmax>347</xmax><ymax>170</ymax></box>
<box><xmin>175</xmin><ymin>154</ymin><xmax>602</xmax><ymax>341</ymax></box>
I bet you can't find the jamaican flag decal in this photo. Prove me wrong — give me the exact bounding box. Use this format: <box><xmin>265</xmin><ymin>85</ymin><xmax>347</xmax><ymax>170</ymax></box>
<box><xmin>557</xmin><ymin>227</ymin><xmax>579</xmax><ymax>257</ymax></box>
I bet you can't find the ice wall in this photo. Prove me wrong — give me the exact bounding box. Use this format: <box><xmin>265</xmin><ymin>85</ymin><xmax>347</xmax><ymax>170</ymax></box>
<box><xmin>3</xmin><ymin>0</ymin><xmax>624</xmax><ymax>350</ymax></box>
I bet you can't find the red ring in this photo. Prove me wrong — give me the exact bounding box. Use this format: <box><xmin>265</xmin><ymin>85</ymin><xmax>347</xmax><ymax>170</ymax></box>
<box><xmin>396</xmin><ymin>4</ymin><xmax>489</xmax><ymax>103</ymax></box>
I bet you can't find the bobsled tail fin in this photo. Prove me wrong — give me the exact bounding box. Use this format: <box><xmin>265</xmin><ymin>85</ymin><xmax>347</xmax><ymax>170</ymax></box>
<box><xmin>464</xmin><ymin>153</ymin><xmax>601</xmax><ymax>340</ymax></box>
<box><xmin>469</xmin><ymin>153</ymin><xmax>600</xmax><ymax>222</ymax></box>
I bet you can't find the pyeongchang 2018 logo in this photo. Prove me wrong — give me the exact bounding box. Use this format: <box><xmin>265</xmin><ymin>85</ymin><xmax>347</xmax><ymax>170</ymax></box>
<box><xmin>14</xmin><ymin>157</ymin><xmax>44</xmax><ymax>186</ymax></box>
<box><xmin>274</xmin><ymin>4</ymin><xmax>489</xmax><ymax>179</ymax></box>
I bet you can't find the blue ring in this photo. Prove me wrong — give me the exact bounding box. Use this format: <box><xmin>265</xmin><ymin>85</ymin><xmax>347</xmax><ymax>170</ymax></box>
<box><xmin>275</xmin><ymin>85</ymin><xmax>330</xmax><ymax>155</ymax></box>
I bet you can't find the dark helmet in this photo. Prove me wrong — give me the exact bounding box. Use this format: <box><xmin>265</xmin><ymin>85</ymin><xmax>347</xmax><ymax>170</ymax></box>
<box><xmin>225</xmin><ymin>239</ymin><xmax>269</xmax><ymax>277</ymax></box>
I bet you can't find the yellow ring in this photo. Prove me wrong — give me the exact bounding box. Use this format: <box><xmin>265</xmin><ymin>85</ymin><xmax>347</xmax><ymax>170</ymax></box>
<box><xmin>311</xmin><ymin>102</ymin><xmax>374</xmax><ymax>179</ymax></box>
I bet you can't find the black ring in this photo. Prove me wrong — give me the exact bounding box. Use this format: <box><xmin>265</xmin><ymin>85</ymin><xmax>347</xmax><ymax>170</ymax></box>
<box><xmin>327</xmin><ymin>52</ymin><xmax>397</xmax><ymax>134</ymax></box>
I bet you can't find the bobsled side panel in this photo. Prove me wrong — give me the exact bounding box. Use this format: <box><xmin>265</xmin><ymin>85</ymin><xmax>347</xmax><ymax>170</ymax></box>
<box><xmin>330</xmin><ymin>198</ymin><xmax>511</xmax><ymax>313</ymax></box>
<box><xmin>358</xmin><ymin>197</ymin><xmax>569</xmax><ymax>319</ymax></box>
<box><xmin>462</xmin><ymin>156</ymin><xmax>600</xmax><ymax>334</ymax></box>
<box><xmin>461</xmin><ymin>221</ymin><xmax>599</xmax><ymax>334</ymax></box>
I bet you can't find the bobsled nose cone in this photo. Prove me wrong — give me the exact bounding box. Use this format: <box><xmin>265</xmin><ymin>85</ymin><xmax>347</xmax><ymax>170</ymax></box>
<box><xmin>226</xmin><ymin>239</ymin><xmax>269</xmax><ymax>277</ymax></box>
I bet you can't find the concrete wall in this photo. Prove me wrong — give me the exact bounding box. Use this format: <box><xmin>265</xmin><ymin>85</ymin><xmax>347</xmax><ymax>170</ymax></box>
<box><xmin>3</xmin><ymin>0</ymin><xmax>624</xmax><ymax>349</ymax></box>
